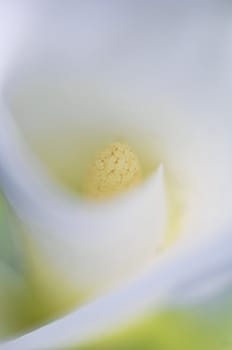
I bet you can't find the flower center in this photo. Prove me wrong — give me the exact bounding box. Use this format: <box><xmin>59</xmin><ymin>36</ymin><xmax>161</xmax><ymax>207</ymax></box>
<box><xmin>83</xmin><ymin>142</ymin><xmax>142</xmax><ymax>198</ymax></box>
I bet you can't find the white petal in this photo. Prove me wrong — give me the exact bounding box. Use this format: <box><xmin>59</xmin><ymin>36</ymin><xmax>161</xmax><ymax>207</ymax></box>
<box><xmin>0</xmin><ymin>106</ymin><xmax>166</xmax><ymax>297</ymax></box>
<box><xmin>4</xmin><ymin>1</ymin><xmax>232</xmax><ymax>245</ymax></box>
<box><xmin>1</xmin><ymin>2</ymin><xmax>232</xmax><ymax>347</ymax></box>
<box><xmin>1</xmin><ymin>225</ymin><xmax>232</xmax><ymax>350</ymax></box>
<box><xmin>0</xmin><ymin>2</ymin><xmax>33</xmax><ymax>85</ymax></box>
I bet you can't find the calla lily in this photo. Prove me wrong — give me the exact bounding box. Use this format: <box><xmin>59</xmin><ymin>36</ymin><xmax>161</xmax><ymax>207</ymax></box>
<box><xmin>1</xmin><ymin>1</ymin><xmax>232</xmax><ymax>349</ymax></box>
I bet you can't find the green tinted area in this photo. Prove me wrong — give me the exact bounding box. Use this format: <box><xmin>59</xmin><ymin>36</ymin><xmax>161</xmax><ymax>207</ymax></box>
<box><xmin>0</xmin><ymin>193</ymin><xmax>24</xmax><ymax>270</ymax></box>
<box><xmin>1</xmin><ymin>196</ymin><xmax>232</xmax><ymax>349</ymax></box>
<box><xmin>0</xmin><ymin>194</ymin><xmax>63</xmax><ymax>338</ymax></box>
<box><xmin>0</xmin><ymin>194</ymin><xmax>31</xmax><ymax>337</ymax></box>
<box><xmin>0</xmin><ymin>193</ymin><xmax>14</xmax><ymax>264</ymax></box>
<box><xmin>72</xmin><ymin>300</ymin><xmax>232</xmax><ymax>350</ymax></box>
<box><xmin>0</xmin><ymin>194</ymin><xmax>85</xmax><ymax>339</ymax></box>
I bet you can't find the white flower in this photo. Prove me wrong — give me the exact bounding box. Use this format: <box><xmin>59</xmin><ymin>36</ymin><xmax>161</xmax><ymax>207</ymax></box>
<box><xmin>1</xmin><ymin>2</ymin><xmax>232</xmax><ymax>349</ymax></box>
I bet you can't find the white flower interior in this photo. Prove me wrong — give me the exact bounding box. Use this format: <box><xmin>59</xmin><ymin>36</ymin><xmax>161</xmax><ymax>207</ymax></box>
<box><xmin>1</xmin><ymin>1</ymin><xmax>232</xmax><ymax>347</ymax></box>
<box><xmin>0</xmin><ymin>46</ymin><xmax>170</xmax><ymax>333</ymax></box>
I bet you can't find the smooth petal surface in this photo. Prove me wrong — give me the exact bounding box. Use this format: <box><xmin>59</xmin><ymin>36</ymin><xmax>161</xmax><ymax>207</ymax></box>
<box><xmin>1</xmin><ymin>1</ymin><xmax>232</xmax><ymax>349</ymax></box>
<box><xmin>0</xmin><ymin>107</ymin><xmax>167</xmax><ymax>298</ymax></box>
<box><xmin>0</xmin><ymin>1</ymin><xmax>32</xmax><ymax>85</ymax></box>
<box><xmin>1</xmin><ymin>224</ymin><xmax>232</xmax><ymax>350</ymax></box>
<box><xmin>4</xmin><ymin>0</ymin><xmax>232</xmax><ymax>245</ymax></box>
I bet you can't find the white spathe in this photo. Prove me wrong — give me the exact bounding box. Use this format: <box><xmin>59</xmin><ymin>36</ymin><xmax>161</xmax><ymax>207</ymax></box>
<box><xmin>0</xmin><ymin>104</ymin><xmax>166</xmax><ymax>297</ymax></box>
<box><xmin>1</xmin><ymin>224</ymin><xmax>232</xmax><ymax>350</ymax></box>
<box><xmin>1</xmin><ymin>1</ymin><xmax>232</xmax><ymax>349</ymax></box>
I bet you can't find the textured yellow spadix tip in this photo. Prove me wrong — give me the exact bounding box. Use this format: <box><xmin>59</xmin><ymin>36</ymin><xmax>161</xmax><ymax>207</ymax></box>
<box><xmin>84</xmin><ymin>142</ymin><xmax>142</xmax><ymax>198</ymax></box>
